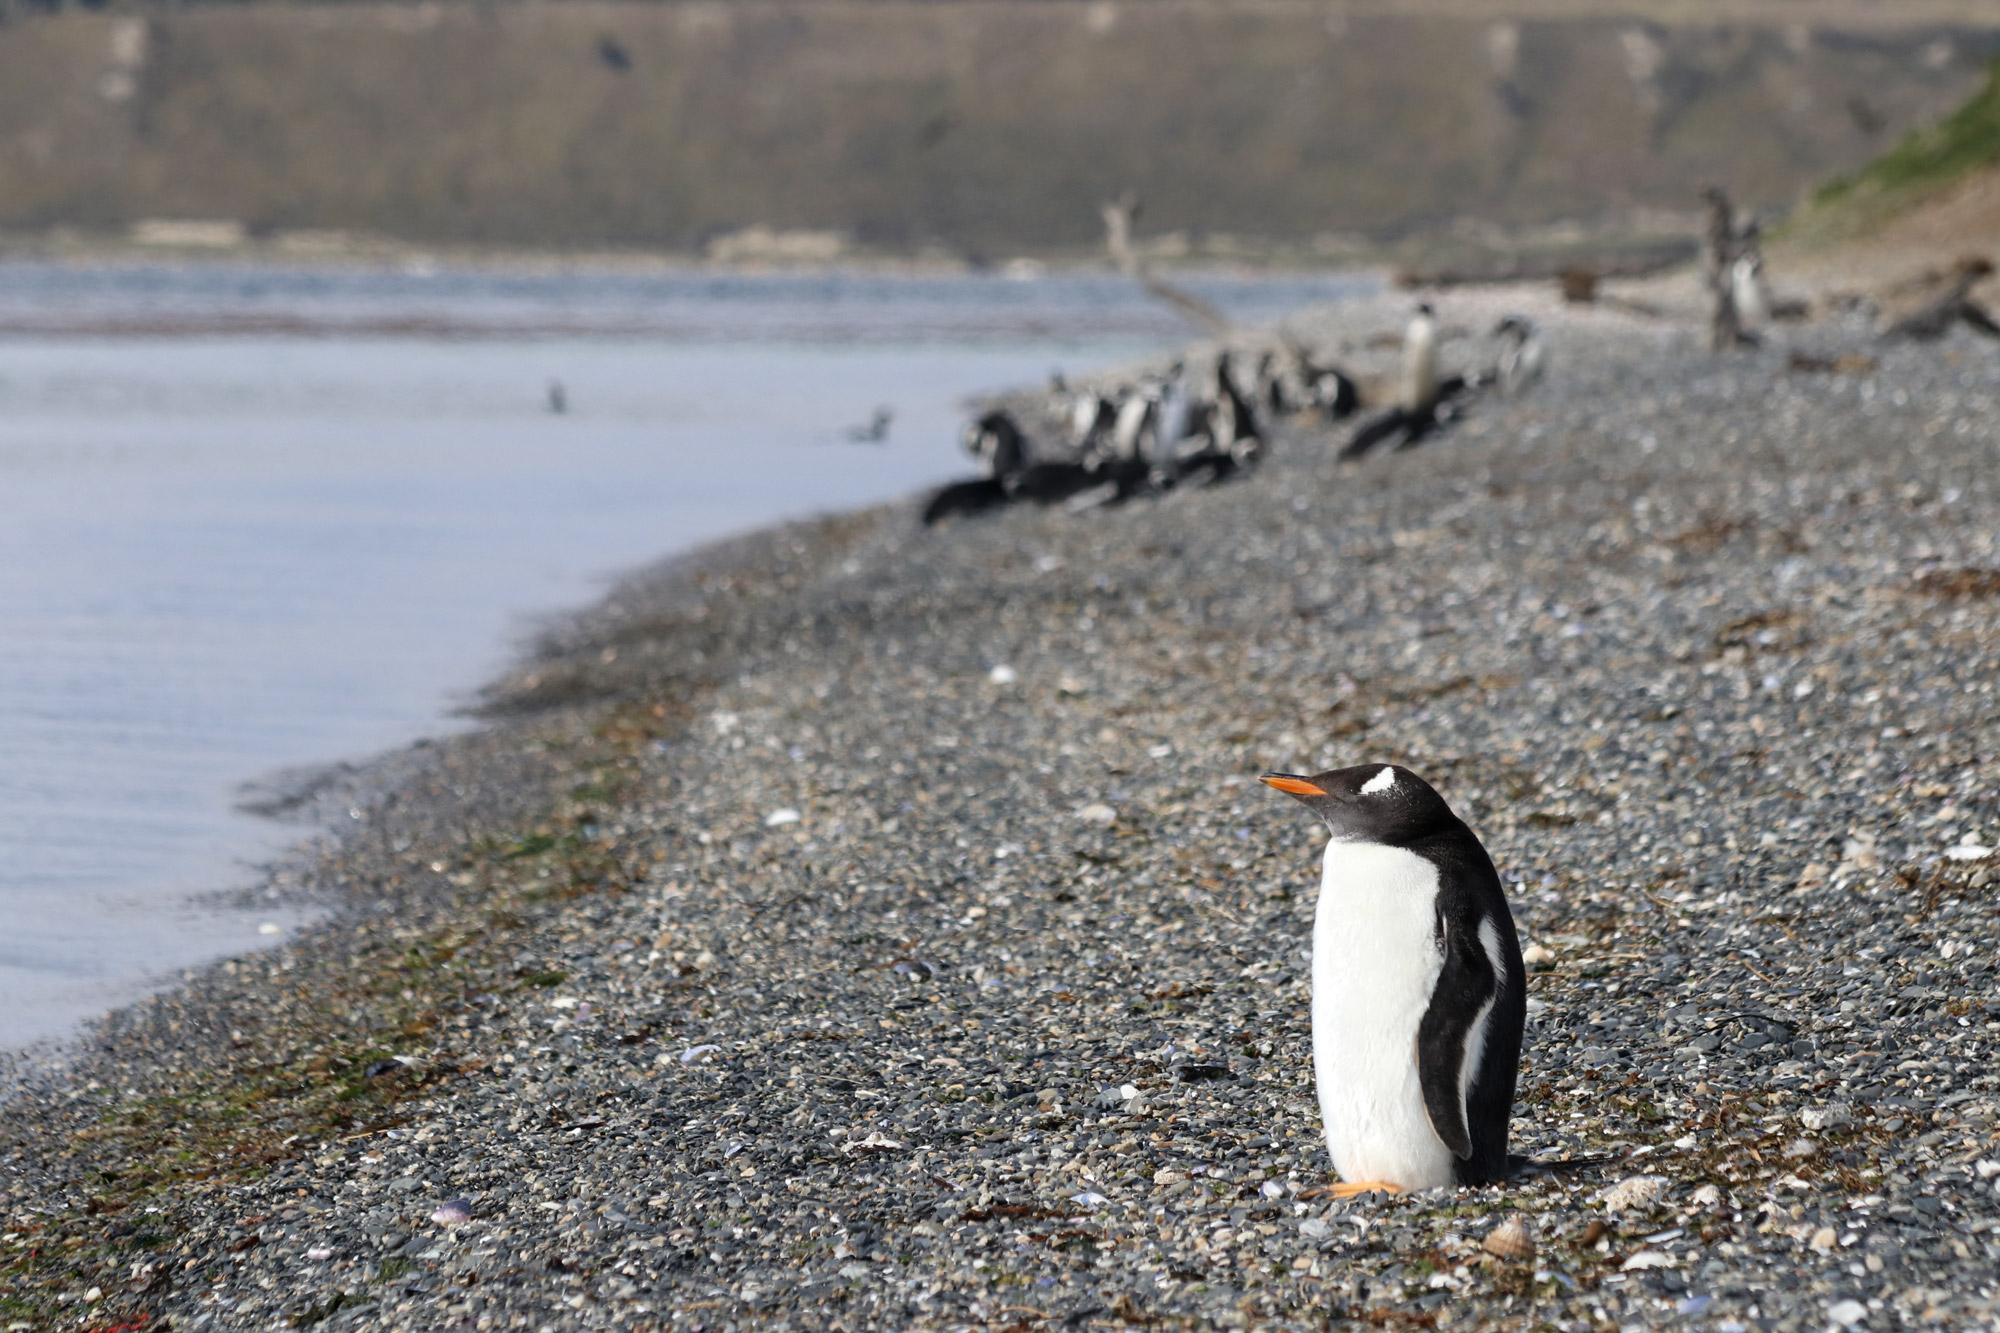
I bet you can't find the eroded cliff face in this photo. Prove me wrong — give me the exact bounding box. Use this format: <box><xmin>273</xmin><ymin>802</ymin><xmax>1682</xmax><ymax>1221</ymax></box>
<box><xmin>0</xmin><ymin>1</ymin><xmax>1991</xmax><ymax>253</ymax></box>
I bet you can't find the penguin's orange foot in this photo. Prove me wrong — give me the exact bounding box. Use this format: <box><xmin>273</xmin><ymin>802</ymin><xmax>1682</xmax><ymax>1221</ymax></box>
<box><xmin>1329</xmin><ymin>1180</ymin><xmax>1406</xmax><ymax>1199</ymax></box>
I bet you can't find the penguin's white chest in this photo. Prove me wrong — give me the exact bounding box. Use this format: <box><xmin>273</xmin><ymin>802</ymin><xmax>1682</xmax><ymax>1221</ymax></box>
<box><xmin>1311</xmin><ymin>838</ymin><xmax>1457</xmax><ymax>1189</ymax></box>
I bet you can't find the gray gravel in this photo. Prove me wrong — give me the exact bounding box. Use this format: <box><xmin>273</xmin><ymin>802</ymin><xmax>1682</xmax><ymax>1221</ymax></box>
<box><xmin>2</xmin><ymin>292</ymin><xmax>1999</xmax><ymax>1333</ymax></box>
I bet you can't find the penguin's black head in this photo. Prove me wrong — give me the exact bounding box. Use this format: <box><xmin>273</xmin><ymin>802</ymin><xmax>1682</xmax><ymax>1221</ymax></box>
<box><xmin>1259</xmin><ymin>763</ymin><xmax>1457</xmax><ymax>846</ymax></box>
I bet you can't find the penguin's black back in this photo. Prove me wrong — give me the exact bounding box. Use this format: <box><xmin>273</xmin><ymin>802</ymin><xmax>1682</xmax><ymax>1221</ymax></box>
<box><xmin>1407</xmin><ymin>821</ymin><xmax>1526</xmax><ymax>1186</ymax></box>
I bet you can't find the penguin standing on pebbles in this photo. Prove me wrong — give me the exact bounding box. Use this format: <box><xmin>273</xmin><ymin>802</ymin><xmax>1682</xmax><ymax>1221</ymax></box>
<box><xmin>1342</xmin><ymin>303</ymin><xmax>1456</xmax><ymax>458</ymax></box>
<box><xmin>1261</xmin><ymin>764</ymin><xmax>1525</xmax><ymax>1194</ymax></box>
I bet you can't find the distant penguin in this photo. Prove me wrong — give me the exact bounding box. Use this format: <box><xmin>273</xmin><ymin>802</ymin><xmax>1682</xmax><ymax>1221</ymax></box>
<box><xmin>1253</xmin><ymin>349</ymin><xmax>1291</xmax><ymax>416</ymax></box>
<box><xmin>1070</xmin><ymin>387</ymin><xmax>1117</xmax><ymax>454</ymax></box>
<box><xmin>1260</xmin><ymin>764</ymin><xmax>1525</xmax><ymax>1194</ymax></box>
<box><xmin>961</xmin><ymin>409</ymin><xmax>1029</xmax><ymax>481</ymax></box>
<box><xmin>1192</xmin><ymin>350</ymin><xmax>1260</xmax><ymax>460</ymax></box>
<box><xmin>1308</xmin><ymin>362</ymin><xmax>1360</xmax><ymax>420</ymax></box>
<box><xmin>1343</xmin><ymin>304</ymin><xmax>1462</xmax><ymax>459</ymax></box>
<box><xmin>1278</xmin><ymin>334</ymin><xmax>1359</xmax><ymax>420</ymax></box>
<box><xmin>1731</xmin><ymin>254</ymin><xmax>1771</xmax><ymax>333</ymax></box>
<box><xmin>844</xmin><ymin>406</ymin><xmax>894</xmax><ymax>443</ymax></box>
<box><xmin>1400</xmin><ymin>302</ymin><xmax>1440</xmax><ymax>415</ymax></box>
<box><xmin>1109</xmin><ymin>384</ymin><xmax>1159</xmax><ymax>463</ymax></box>
<box><xmin>1493</xmin><ymin>315</ymin><xmax>1547</xmax><ymax>398</ymax></box>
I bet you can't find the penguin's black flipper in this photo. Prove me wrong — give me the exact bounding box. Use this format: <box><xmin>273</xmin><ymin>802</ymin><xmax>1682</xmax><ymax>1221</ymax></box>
<box><xmin>1414</xmin><ymin>913</ymin><xmax>1503</xmax><ymax>1163</ymax></box>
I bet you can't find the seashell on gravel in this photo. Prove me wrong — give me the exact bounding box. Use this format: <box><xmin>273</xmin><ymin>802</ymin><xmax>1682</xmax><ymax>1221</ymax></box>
<box><xmin>1520</xmin><ymin>944</ymin><xmax>1555</xmax><ymax>969</ymax></box>
<box><xmin>841</xmin><ymin>1132</ymin><xmax>903</xmax><ymax>1154</ymax></box>
<box><xmin>1481</xmin><ymin>1216</ymin><xmax>1535</xmax><ymax>1260</ymax></box>
<box><xmin>1075</xmin><ymin>802</ymin><xmax>1117</xmax><ymax>824</ymax></box>
<box><xmin>1621</xmin><ymin>1249</ymin><xmax>1677</xmax><ymax>1271</ymax></box>
<box><xmin>987</xmin><ymin>664</ymin><xmax>1017</xmax><ymax>685</ymax></box>
<box><xmin>764</xmin><ymin>808</ymin><xmax>801</xmax><ymax>826</ymax></box>
<box><xmin>1801</xmin><ymin>1103</ymin><xmax>1852</xmax><ymax>1132</ymax></box>
<box><xmin>430</xmin><ymin>1199</ymin><xmax>473</xmax><ymax>1225</ymax></box>
<box><xmin>1600</xmin><ymin>1175</ymin><xmax>1668</xmax><ymax>1212</ymax></box>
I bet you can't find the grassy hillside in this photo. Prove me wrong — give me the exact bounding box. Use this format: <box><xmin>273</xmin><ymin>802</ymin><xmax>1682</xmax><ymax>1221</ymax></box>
<box><xmin>1786</xmin><ymin>56</ymin><xmax>2000</xmax><ymax>246</ymax></box>
<box><xmin>0</xmin><ymin>3</ymin><xmax>1994</xmax><ymax>256</ymax></box>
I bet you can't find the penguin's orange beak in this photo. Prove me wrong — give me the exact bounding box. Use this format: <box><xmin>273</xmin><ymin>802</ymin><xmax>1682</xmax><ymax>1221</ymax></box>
<box><xmin>1260</xmin><ymin>774</ymin><xmax>1326</xmax><ymax>796</ymax></box>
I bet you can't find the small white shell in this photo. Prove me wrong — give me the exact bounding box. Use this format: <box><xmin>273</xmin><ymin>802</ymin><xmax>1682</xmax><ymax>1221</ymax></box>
<box><xmin>1601</xmin><ymin>1174</ymin><xmax>1669</xmax><ymax>1212</ymax></box>
<box><xmin>1481</xmin><ymin>1216</ymin><xmax>1535</xmax><ymax>1260</ymax></box>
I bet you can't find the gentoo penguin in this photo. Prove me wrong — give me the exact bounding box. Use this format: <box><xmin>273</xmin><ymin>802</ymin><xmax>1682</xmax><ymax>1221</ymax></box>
<box><xmin>1261</xmin><ymin>764</ymin><xmax>1525</xmax><ymax>1194</ymax></box>
<box><xmin>1161</xmin><ymin>351</ymin><xmax>1262</xmax><ymax>488</ymax></box>
<box><xmin>1108</xmin><ymin>381</ymin><xmax>1160</xmax><ymax>464</ymax></box>
<box><xmin>1069</xmin><ymin>385</ymin><xmax>1118</xmax><ymax>454</ymax></box>
<box><xmin>1492</xmin><ymin>315</ymin><xmax>1547</xmax><ymax>398</ymax></box>
<box><xmin>1210</xmin><ymin>350</ymin><xmax>1262</xmax><ymax>460</ymax></box>
<box><xmin>1342</xmin><ymin>304</ymin><xmax>1452</xmax><ymax>459</ymax></box>
<box><xmin>961</xmin><ymin>408</ymin><xmax>1029</xmax><ymax>480</ymax></box>
<box><xmin>1399</xmin><ymin>302</ymin><xmax>1440</xmax><ymax>416</ymax></box>
<box><xmin>1280</xmin><ymin>336</ymin><xmax>1360</xmax><ymax>420</ymax></box>
<box><xmin>922</xmin><ymin>408</ymin><xmax>1029</xmax><ymax>525</ymax></box>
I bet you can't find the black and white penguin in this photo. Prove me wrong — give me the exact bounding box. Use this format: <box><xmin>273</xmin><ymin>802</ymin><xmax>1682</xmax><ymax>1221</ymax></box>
<box><xmin>961</xmin><ymin>408</ymin><xmax>1030</xmax><ymax>480</ymax></box>
<box><xmin>1261</xmin><ymin>763</ymin><xmax>1525</xmax><ymax>1194</ymax></box>
<box><xmin>1342</xmin><ymin>304</ymin><xmax>1453</xmax><ymax>459</ymax></box>
<box><xmin>1492</xmin><ymin>315</ymin><xmax>1547</xmax><ymax>398</ymax></box>
<box><xmin>923</xmin><ymin>409</ymin><xmax>1030</xmax><ymax>526</ymax></box>
<box><xmin>1399</xmin><ymin>302</ymin><xmax>1440</xmax><ymax>416</ymax></box>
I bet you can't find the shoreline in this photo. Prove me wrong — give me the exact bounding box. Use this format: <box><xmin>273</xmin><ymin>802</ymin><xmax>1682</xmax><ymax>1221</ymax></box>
<box><xmin>3</xmin><ymin>287</ymin><xmax>1999</xmax><ymax>1331</ymax></box>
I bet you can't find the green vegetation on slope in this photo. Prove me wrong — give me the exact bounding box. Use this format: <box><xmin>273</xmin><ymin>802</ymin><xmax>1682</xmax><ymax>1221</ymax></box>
<box><xmin>1791</xmin><ymin>56</ymin><xmax>2000</xmax><ymax>244</ymax></box>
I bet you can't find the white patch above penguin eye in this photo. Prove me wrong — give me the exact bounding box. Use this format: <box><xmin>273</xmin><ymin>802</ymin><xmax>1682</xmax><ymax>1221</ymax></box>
<box><xmin>1360</xmin><ymin>766</ymin><xmax>1397</xmax><ymax>796</ymax></box>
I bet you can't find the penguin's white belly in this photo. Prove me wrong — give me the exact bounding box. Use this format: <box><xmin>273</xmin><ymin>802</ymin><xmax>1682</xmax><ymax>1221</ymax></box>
<box><xmin>1312</xmin><ymin>840</ymin><xmax>1456</xmax><ymax>1189</ymax></box>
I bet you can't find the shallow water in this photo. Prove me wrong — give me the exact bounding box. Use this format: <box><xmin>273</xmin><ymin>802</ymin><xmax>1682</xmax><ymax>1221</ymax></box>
<box><xmin>0</xmin><ymin>260</ymin><xmax>1370</xmax><ymax>1051</ymax></box>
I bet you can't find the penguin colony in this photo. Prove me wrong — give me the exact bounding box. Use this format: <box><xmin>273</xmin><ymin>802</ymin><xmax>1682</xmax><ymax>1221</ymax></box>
<box><xmin>922</xmin><ymin>307</ymin><xmax>1544</xmax><ymax>525</ymax></box>
<box><xmin>1261</xmin><ymin>764</ymin><xmax>1527</xmax><ymax>1194</ymax></box>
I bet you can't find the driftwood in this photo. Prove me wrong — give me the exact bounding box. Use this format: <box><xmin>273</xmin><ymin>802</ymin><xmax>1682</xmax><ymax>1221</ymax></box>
<box><xmin>1100</xmin><ymin>193</ymin><xmax>1232</xmax><ymax>337</ymax></box>
<box><xmin>1881</xmin><ymin>257</ymin><xmax>2000</xmax><ymax>342</ymax></box>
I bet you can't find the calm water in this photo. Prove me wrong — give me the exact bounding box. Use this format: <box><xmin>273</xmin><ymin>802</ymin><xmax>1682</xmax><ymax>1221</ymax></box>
<box><xmin>0</xmin><ymin>260</ymin><xmax>1371</xmax><ymax>1051</ymax></box>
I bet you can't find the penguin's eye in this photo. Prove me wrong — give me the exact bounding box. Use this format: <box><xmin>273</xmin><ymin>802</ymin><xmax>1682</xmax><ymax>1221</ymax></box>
<box><xmin>1360</xmin><ymin>767</ymin><xmax>1396</xmax><ymax>795</ymax></box>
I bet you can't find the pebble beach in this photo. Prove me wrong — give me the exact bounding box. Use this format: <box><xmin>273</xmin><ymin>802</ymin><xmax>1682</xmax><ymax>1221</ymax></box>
<box><xmin>2</xmin><ymin>286</ymin><xmax>1999</xmax><ymax>1333</ymax></box>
